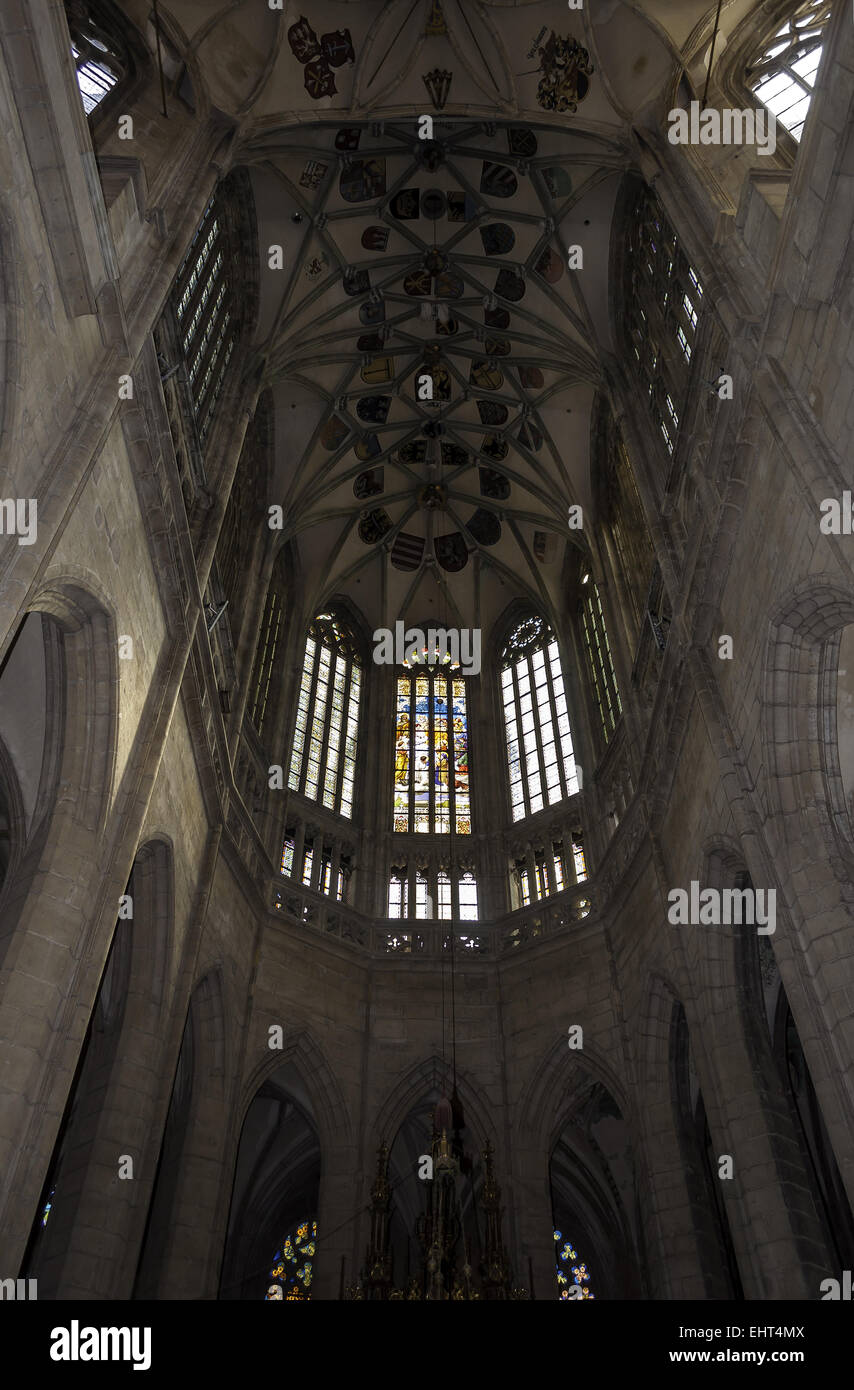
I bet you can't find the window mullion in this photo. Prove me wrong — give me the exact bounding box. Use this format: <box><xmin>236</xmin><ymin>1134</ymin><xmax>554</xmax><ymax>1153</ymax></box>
<box><xmin>181</xmin><ymin>248</ymin><xmax>224</xmax><ymax>350</ymax></box>
<box><xmin>333</xmin><ymin>665</ymin><xmax>350</xmax><ymax>812</ymax></box>
<box><xmin>447</xmin><ymin>673</ymin><xmax>456</xmax><ymax>835</ymax></box>
<box><xmin>186</xmin><ymin>274</ymin><xmax>227</xmax><ymax>382</ymax></box>
<box><xmin>512</xmin><ymin>664</ymin><xmax>530</xmax><ymax>819</ymax></box>
<box><xmin>192</xmin><ymin>305</ymin><xmax>230</xmax><ymax>413</ymax></box>
<box><xmin>302</xmin><ymin>655</ymin><xmax>323</xmax><ymax>798</ymax></box>
<box><xmin>527</xmin><ymin>653</ymin><xmax>549</xmax><ymax>808</ymax></box>
<box><xmin>543</xmin><ymin>649</ymin><xmax>565</xmax><ymax>801</ymax></box>
<box><xmin>429</xmin><ymin>673</ymin><xmax>436</xmax><ymax>832</ymax></box>
<box><xmin>319</xmin><ymin>648</ymin><xmax>337</xmax><ymax>807</ymax></box>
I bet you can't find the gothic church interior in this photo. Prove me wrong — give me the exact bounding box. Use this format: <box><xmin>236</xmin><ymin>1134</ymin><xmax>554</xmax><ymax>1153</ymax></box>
<box><xmin>0</xmin><ymin>0</ymin><xmax>852</xmax><ymax>1302</ymax></box>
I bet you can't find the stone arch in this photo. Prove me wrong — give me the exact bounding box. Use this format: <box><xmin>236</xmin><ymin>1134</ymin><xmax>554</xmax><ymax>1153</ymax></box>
<box><xmin>28</xmin><ymin>577</ymin><xmax>118</xmax><ymax>832</ymax></box>
<box><xmin>0</xmin><ymin>579</ymin><xmax>117</xmax><ymax>953</ymax></box>
<box><xmin>723</xmin><ymin>832</ymin><xmax>854</xmax><ymax>1278</ymax></box>
<box><xmin>516</xmin><ymin>1036</ymin><xmax>644</xmax><ymax>1301</ymax></box>
<box><xmin>0</xmin><ymin>731</ymin><xmax>26</xmax><ymax>908</ymax></box>
<box><xmin>219</xmin><ymin>1054</ymin><xmax>325</xmax><ymax>1301</ymax></box>
<box><xmin>633</xmin><ymin>971</ymin><xmax>708</xmax><ymax>1298</ymax></box>
<box><xmin>216</xmin><ymin>1031</ymin><xmax>354</xmax><ymax>1301</ymax></box>
<box><xmin>133</xmin><ymin>968</ymin><xmax>227</xmax><ymax>1299</ymax></box>
<box><xmin>236</xmin><ymin>1030</ymin><xmax>353</xmax><ymax>1162</ymax></box>
<box><xmin>129</xmin><ymin>836</ymin><xmax>174</xmax><ymax>1009</ymax></box>
<box><xmin>0</xmin><ymin>582</ymin><xmax>120</xmax><ymax>1272</ymax></box>
<box><xmin>20</xmin><ymin>865</ymin><xmax>136</xmax><ymax>1295</ymax></box>
<box><xmin>690</xmin><ymin>836</ymin><xmax>754</xmax><ymax>999</ymax></box>
<box><xmin>517</xmin><ymin>1032</ymin><xmax>633</xmax><ymax>1153</ymax></box>
<box><xmin>764</xmin><ymin>576</ymin><xmax>854</xmax><ymax>870</ymax></box>
<box><xmin>366</xmin><ymin>1055</ymin><xmax>509</xmax><ymax>1297</ymax></box>
<box><xmin>17</xmin><ymin>829</ymin><xmax>177</xmax><ymax>1298</ymax></box>
<box><xmin>762</xmin><ymin>577</ymin><xmax>854</xmax><ymax>1172</ymax></box>
<box><xmin>669</xmin><ymin>996</ymin><xmax>745</xmax><ymax>1299</ymax></box>
<box><xmin>371</xmin><ymin>1054</ymin><xmax>494</xmax><ymax>1152</ymax></box>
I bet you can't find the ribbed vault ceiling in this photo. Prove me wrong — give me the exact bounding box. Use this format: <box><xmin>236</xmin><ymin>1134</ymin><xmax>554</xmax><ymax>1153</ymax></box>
<box><xmin>149</xmin><ymin>0</ymin><xmax>751</xmax><ymax>631</ymax></box>
<box><xmin>247</xmin><ymin>118</ymin><xmax>628</xmax><ymax>632</ymax></box>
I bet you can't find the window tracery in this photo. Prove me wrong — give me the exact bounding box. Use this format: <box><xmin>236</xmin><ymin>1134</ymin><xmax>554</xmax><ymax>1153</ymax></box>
<box><xmin>747</xmin><ymin>1</ymin><xmax>831</xmax><ymax>141</ymax></box>
<box><xmin>64</xmin><ymin>2</ymin><xmax>129</xmax><ymax>114</ymax></box>
<box><xmin>288</xmin><ymin>613</ymin><xmax>361</xmax><ymax>818</ymax></box>
<box><xmin>500</xmin><ymin>616</ymin><xmax>579</xmax><ymax>822</ymax></box>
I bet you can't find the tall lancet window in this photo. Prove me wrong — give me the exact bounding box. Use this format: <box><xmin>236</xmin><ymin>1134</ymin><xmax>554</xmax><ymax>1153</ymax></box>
<box><xmin>747</xmin><ymin>1</ymin><xmax>831</xmax><ymax>141</ymax></box>
<box><xmin>288</xmin><ymin>613</ymin><xmax>361</xmax><ymax>818</ymax></box>
<box><xmin>626</xmin><ymin>186</ymin><xmax>703</xmax><ymax>458</ymax></box>
<box><xmin>393</xmin><ymin>653</ymin><xmax>471</xmax><ymax>834</ymax></box>
<box><xmin>500</xmin><ymin>617</ymin><xmax>579</xmax><ymax>823</ymax></box>
<box><xmin>173</xmin><ymin>193</ymin><xmax>238</xmax><ymax>443</ymax></box>
<box><xmin>580</xmin><ymin>577</ymin><xmax>622</xmax><ymax>743</ymax></box>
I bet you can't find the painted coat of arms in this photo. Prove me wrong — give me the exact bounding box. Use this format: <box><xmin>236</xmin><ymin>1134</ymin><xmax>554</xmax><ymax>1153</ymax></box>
<box><xmin>536</xmin><ymin>34</ymin><xmax>593</xmax><ymax>114</ymax></box>
<box><xmin>288</xmin><ymin>16</ymin><xmax>355</xmax><ymax>100</ymax></box>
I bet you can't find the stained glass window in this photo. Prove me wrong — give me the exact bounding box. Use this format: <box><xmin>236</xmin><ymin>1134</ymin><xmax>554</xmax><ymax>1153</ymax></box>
<box><xmin>580</xmin><ymin>580</ymin><xmax>622</xmax><ymax>743</ymax></box>
<box><xmin>265</xmin><ymin>1219</ymin><xmax>317</xmax><ymax>1300</ymax></box>
<box><xmin>393</xmin><ymin>657</ymin><xmax>471</xmax><ymax>834</ymax></box>
<box><xmin>288</xmin><ymin>613</ymin><xmax>361</xmax><ymax>818</ymax></box>
<box><xmin>626</xmin><ymin>185</ymin><xmax>703</xmax><ymax>460</ymax></box>
<box><xmin>40</xmin><ymin>1187</ymin><xmax>55</xmax><ymax>1228</ymax></box>
<box><xmin>554</xmin><ymin>1229</ymin><xmax>595</xmax><ymax>1299</ymax></box>
<box><xmin>747</xmin><ymin>1</ymin><xmax>831</xmax><ymax>141</ymax></box>
<box><xmin>500</xmin><ymin>616</ymin><xmax>579</xmax><ymax>822</ymax></box>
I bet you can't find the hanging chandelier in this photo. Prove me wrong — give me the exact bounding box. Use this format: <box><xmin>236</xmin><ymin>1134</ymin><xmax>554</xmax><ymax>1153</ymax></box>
<box><xmin>343</xmin><ymin>1118</ymin><xmax>529</xmax><ymax>1300</ymax></box>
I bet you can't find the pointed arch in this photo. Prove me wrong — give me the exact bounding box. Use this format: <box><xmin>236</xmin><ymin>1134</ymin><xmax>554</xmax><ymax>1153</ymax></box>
<box><xmin>496</xmin><ymin>608</ymin><xmax>581</xmax><ymax>822</ymax></box>
<box><xmin>371</xmin><ymin>1054</ymin><xmax>494</xmax><ymax>1152</ymax></box>
<box><xmin>515</xmin><ymin>1035</ymin><xmax>645</xmax><ymax>1301</ymax></box>
<box><xmin>236</xmin><ymin>1029</ymin><xmax>353</xmax><ymax>1158</ymax></box>
<box><xmin>287</xmin><ymin>606</ymin><xmax>364</xmax><ymax>818</ymax></box>
<box><xmin>133</xmin><ymin>968</ymin><xmax>227</xmax><ymax>1299</ymax></box>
